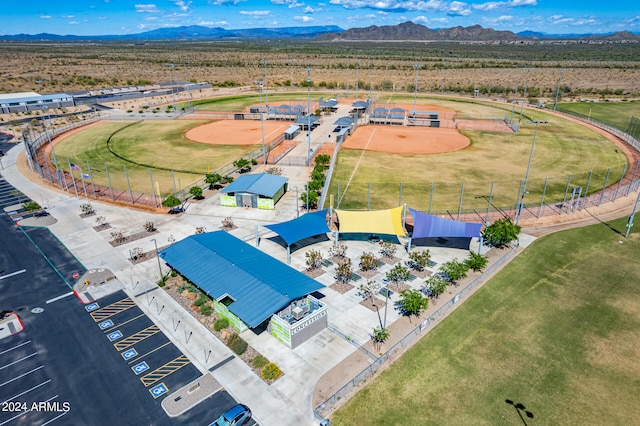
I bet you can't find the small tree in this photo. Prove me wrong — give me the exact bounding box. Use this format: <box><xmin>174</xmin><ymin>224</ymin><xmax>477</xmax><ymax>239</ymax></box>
<box><xmin>358</xmin><ymin>279</ymin><xmax>381</xmax><ymax>304</ymax></box>
<box><xmin>408</xmin><ymin>250</ymin><xmax>431</xmax><ymax>271</ymax></box>
<box><xmin>315</xmin><ymin>154</ymin><xmax>331</xmax><ymax>167</ymax></box>
<box><xmin>80</xmin><ymin>203</ymin><xmax>94</xmax><ymax>215</ymax></box>
<box><xmin>482</xmin><ymin>217</ymin><xmax>521</xmax><ymax>248</ymax></box>
<box><xmin>399</xmin><ymin>289</ymin><xmax>429</xmax><ymax>318</ymax></box>
<box><xmin>162</xmin><ymin>195</ymin><xmax>181</xmax><ymax>209</ymax></box>
<box><xmin>189</xmin><ymin>186</ymin><xmax>204</xmax><ymax>200</ymax></box>
<box><xmin>423</xmin><ymin>275</ymin><xmax>449</xmax><ymax>301</ymax></box>
<box><xmin>95</xmin><ymin>215</ymin><xmax>107</xmax><ymax>226</ymax></box>
<box><xmin>308</xmin><ymin>179</ymin><xmax>323</xmax><ymax>193</ymax></box>
<box><xmin>265</xmin><ymin>167</ymin><xmax>283</xmax><ymax>176</ymax></box>
<box><xmin>386</xmin><ymin>264</ymin><xmax>410</xmax><ymax>286</ymax></box>
<box><xmin>335</xmin><ymin>258</ymin><xmax>353</xmax><ymax>284</ymax></box>
<box><xmin>143</xmin><ymin>221</ymin><xmax>156</xmax><ymax>232</ymax></box>
<box><xmin>439</xmin><ymin>259</ymin><xmax>469</xmax><ymax>285</ymax></box>
<box><xmin>359</xmin><ymin>252</ymin><xmax>379</xmax><ymax>271</ymax></box>
<box><xmin>204</xmin><ymin>173</ymin><xmax>222</xmax><ymax>189</ymax></box>
<box><xmin>131</xmin><ymin>247</ymin><xmax>143</xmax><ymax>261</ymax></box>
<box><xmin>372</xmin><ymin>326</ymin><xmax>390</xmax><ymax>351</ymax></box>
<box><xmin>110</xmin><ymin>230</ymin><xmax>125</xmax><ymax>244</ymax></box>
<box><xmin>195</xmin><ymin>226</ymin><xmax>206</xmax><ymax>234</ymax></box>
<box><xmin>310</xmin><ymin>168</ymin><xmax>325</xmax><ymax>182</ymax></box>
<box><xmin>221</xmin><ymin>217</ymin><xmax>235</xmax><ymax>229</ymax></box>
<box><xmin>305</xmin><ymin>249</ymin><xmax>323</xmax><ymax>271</ymax></box>
<box><xmin>220</xmin><ymin>175</ymin><xmax>234</xmax><ymax>184</ymax></box>
<box><xmin>233</xmin><ymin>158</ymin><xmax>251</xmax><ymax>173</ymax></box>
<box><xmin>329</xmin><ymin>243</ymin><xmax>347</xmax><ymax>259</ymax></box>
<box><xmin>300</xmin><ymin>190</ymin><xmax>318</xmax><ymax>210</ymax></box>
<box><xmin>380</xmin><ymin>241</ymin><xmax>397</xmax><ymax>259</ymax></box>
<box><xmin>466</xmin><ymin>251</ymin><xmax>488</xmax><ymax>272</ymax></box>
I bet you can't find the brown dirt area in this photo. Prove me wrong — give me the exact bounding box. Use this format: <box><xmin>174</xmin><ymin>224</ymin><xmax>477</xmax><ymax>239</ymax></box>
<box><xmin>185</xmin><ymin>119</ymin><xmax>290</xmax><ymax>146</ymax></box>
<box><xmin>343</xmin><ymin>125</ymin><xmax>470</xmax><ymax>155</ymax></box>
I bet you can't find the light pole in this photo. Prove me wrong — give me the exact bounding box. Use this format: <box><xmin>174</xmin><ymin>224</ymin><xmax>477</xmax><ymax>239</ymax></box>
<box><xmin>441</xmin><ymin>59</ymin><xmax>446</xmax><ymax>94</ymax></box>
<box><xmin>516</xmin><ymin>123</ymin><xmax>538</xmax><ymax>225</ymax></box>
<box><xmin>261</xmin><ymin>60</ymin><xmax>269</xmax><ymax>109</ymax></box>
<box><xmin>183</xmin><ymin>62</ymin><xmax>192</xmax><ymax>112</ymax></box>
<box><xmin>553</xmin><ymin>68</ymin><xmax>565</xmax><ymax>112</ymax></box>
<box><xmin>510</xmin><ymin>68</ymin><xmax>522</xmax><ymax>125</ymax></box>
<box><xmin>355</xmin><ymin>58</ymin><xmax>359</xmax><ymax>101</ymax></box>
<box><xmin>166</xmin><ymin>63</ymin><xmax>177</xmax><ymax>115</ymax></box>
<box><xmin>413</xmin><ymin>63</ymin><xmax>422</xmax><ymax>118</ymax></box>
<box><xmin>305</xmin><ymin>66</ymin><xmax>312</xmax><ymax>166</ymax></box>
<box><xmin>369</xmin><ymin>61</ymin><xmax>373</xmax><ymax>99</ymax></box>
<box><xmin>42</xmin><ymin>106</ymin><xmax>64</xmax><ymax>189</ymax></box>
<box><xmin>518</xmin><ymin>68</ymin><xmax>532</xmax><ymax>128</ymax></box>
<box><xmin>151</xmin><ymin>238</ymin><xmax>163</xmax><ymax>282</ymax></box>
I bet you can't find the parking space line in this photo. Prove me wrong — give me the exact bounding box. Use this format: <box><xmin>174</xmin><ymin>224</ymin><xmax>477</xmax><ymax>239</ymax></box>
<box><xmin>45</xmin><ymin>291</ymin><xmax>74</xmax><ymax>304</ymax></box>
<box><xmin>2</xmin><ymin>379</ymin><xmax>51</xmax><ymax>404</ymax></box>
<box><xmin>0</xmin><ymin>365</ymin><xmax>44</xmax><ymax>387</ymax></box>
<box><xmin>0</xmin><ymin>340</ymin><xmax>31</xmax><ymax>355</ymax></box>
<box><xmin>101</xmin><ymin>313</ymin><xmax>145</xmax><ymax>333</ymax></box>
<box><xmin>140</xmin><ymin>355</ymin><xmax>190</xmax><ymax>387</ymax></box>
<box><xmin>113</xmin><ymin>325</ymin><xmax>160</xmax><ymax>351</ymax></box>
<box><xmin>0</xmin><ymin>269</ymin><xmax>26</xmax><ymax>280</ymax></box>
<box><xmin>0</xmin><ymin>352</ymin><xmax>38</xmax><ymax>370</ymax></box>
<box><xmin>0</xmin><ymin>395</ymin><xmax>59</xmax><ymax>426</ymax></box>
<box><xmin>40</xmin><ymin>410</ymin><xmax>70</xmax><ymax>426</ymax></box>
<box><xmin>90</xmin><ymin>297</ymin><xmax>136</xmax><ymax>322</ymax></box>
<box><xmin>127</xmin><ymin>341</ymin><xmax>172</xmax><ymax>364</ymax></box>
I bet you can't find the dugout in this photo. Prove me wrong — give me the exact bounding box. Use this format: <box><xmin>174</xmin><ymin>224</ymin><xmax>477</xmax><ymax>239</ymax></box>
<box><xmin>284</xmin><ymin>125</ymin><xmax>301</xmax><ymax>140</ymax></box>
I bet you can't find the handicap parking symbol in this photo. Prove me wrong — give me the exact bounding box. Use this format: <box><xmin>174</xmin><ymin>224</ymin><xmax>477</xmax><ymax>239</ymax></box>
<box><xmin>121</xmin><ymin>348</ymin><xmax>138</xmax><ymax>360</ymax></box>
<box><xmin>85</xmin><ymin>303</ymin><xmax>99</xmax><ymax>312</ymax></box>
<box><xmin>107</xmin><ymin>330</ymin><xmax>123</xmax><ymax>341</ymax></box>
<box><xmin>132</xmin><ymin>361</ymin><xmax>149</xmax><ymax>375</ymax></box>
<box><xmin>149</xmin><ymin>383</ymin><xmax>168</xmax><ymax>399</ymax></box>
<box><xmin>99</xmin><ymin>319</ymin><xmax>114</xmax><ymax>330</ymax></box>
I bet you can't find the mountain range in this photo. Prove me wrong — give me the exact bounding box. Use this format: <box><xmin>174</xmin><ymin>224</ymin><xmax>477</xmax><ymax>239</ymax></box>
<box><xmin>1</xmin><ymin>22</ymin><xmax>639</xmax><ymax>42</ymax></box>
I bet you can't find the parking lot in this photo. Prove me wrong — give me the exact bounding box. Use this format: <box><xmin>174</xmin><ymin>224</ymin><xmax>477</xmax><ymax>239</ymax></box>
<box><xmin>0</xmin><ymin>167</ymin><xmax>247</xmax><ymax>425</ymax></box>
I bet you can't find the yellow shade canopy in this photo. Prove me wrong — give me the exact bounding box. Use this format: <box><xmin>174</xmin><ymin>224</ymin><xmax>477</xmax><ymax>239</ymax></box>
<box><xmin>335</xmin><ymin>206</ymin><xmax>406</xmax><ymax>236</ymax></box>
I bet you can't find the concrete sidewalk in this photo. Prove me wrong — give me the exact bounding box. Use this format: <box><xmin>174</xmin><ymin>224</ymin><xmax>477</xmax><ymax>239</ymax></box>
<box><xmin>2</xmin><ymin>144</ymin><xmax>353</xmax><ymax>425</ymax></box>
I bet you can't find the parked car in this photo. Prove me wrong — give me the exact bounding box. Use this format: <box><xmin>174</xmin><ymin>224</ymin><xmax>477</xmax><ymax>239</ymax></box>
<box><xmin>209</xmin><ymin>404</ymin><xmax>252</xmax><ymax>426</ymax></box>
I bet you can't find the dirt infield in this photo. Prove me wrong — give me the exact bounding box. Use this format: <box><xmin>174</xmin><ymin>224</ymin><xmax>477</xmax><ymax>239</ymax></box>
<box><xmin>343</xmin><ymin>125</ymin><xmax>470</xmax><ymax>154</ymax></box>
<box><xmin>185</xmin><ymin>119</ymin><xmax>290</xmax><ymax>145</ymax></box>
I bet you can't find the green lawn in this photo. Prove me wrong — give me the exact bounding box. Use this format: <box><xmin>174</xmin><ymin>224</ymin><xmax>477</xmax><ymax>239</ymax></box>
<box><xmin>555</xmin><ymin>101</ymin><xmax>640</xmax><ymax>133</ymax></box>
<box><xmin>53</xmin><ymin>120</ymin><xmax>255</xmax><ymax>195</ymax></box>
<box><xmin>332</xmin><ymin>216</ymin><xmax>640</xmax><ymax>425</ymax></box>
<box><xmin>328</xmin><ymin>103</ymin><xmax>627</xmax><ymax>211</ymax></box>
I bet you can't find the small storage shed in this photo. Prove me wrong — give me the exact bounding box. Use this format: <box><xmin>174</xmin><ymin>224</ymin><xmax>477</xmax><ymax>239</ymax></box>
<box><xmin>220</xmin><ymin>173</ymin><xmax>288</xmax><ymax>209</ymax></box>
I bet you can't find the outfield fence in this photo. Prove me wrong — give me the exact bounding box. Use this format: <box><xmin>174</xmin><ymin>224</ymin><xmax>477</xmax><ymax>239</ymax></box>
<box><xmin>313</xmin><ymin>245</ymin><xmax>519</xmax><ymax>421</ymax></box>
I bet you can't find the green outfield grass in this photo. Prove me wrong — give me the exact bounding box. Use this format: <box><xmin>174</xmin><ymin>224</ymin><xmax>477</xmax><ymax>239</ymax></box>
<box><xmin>332</xmin><ymin>216</ymin><xmax>640</xmax><ymax>425</ymax></box>
<box><xmin>555</xmin><ymin>101</ymin><xmax>640</xmax><ymax>133</ymax></box>
<box><xmin>53</xmin><ymin>120</ymin><xmax>256</xmax><ymax>195</ymax></box>
<box><xmin>328</xmin><ymin>100</ymin><xmax>628</xmax><ymax>211</ymax></box>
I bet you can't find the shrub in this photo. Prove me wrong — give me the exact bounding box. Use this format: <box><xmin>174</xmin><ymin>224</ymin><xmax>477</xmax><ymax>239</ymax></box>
<box><xmin>466</xmin><ymin>251</ymin><xmax>488</xmax><ymax>272</ymax></box>
<box><xmin>110</xmin><ymin>231</ymin><xmax>125</xmax><ymax>244</ymax></box>
<box><xmin>143</xmin><ymin>221</ymin><xmax>156</xmax><ymax>232</ymax></box>
<box><xmin>221</xmin><ymin>217</ymin><xmax>234</xmax><ymax>229</ymax></box>
<box><xmin>380</xmin><ymin>241</ymin><xmax>397</xmax><ymax>258</ymax></box>
<box><xmin>408</xmin><ymin>250</ymin><xmax>431</xmax><ymax>271</ymax></box>
<box><xmin>261</xmin><ymin>362</ymin><xmax>282</xmax><ymax>381</ymax></box>
<box><xmin>80</xmin><ymin>203</ymin><xmax>94</xmax><ymax>214</ymax></box>
<box><xmin>214</xmin><ymin>318</ymin><xmax>230</xmax><ymax>331</ymax></box>
<box><xmin>252</xmin><ymin>355</ymin><xmax>269</xmax><ymax>369</ymax></box>
<box><xmin>95</xmin><ymin>216</ymin><xmax>107</xmax><ymax>226</ymax></box>
<box><xmin>157</xmin><ymin>279</ymin><xmax>166</xmax><ymax>288</ymax></box>
<box><xmin>195</xmin><ymin>226</ymin><xmax>206</xmax><ymax>234</ymax></box>
<box><xmin>200</xmin><ymin>304</ymin><xmax>213</xmax><ymax>316</ymax></box>
<box><xmin>227</xmin><ymin>333</ymin><xmax>248</xmax><ymax>355</ymax></box>
<box><xmin>170</xmin><ymin>269</ymin><xmax>178</xmax><ymax>278</ymax></box>
<box><xmin>22</xmin><ymin>201</ymin><xmax>41</xmax><ymax>212</ymax></box>
<box><xmin>305</xmin><ymin>249</ymin><xmax>323</xmax><ymax>270</ymax></box>
<box><xmin>359</xmin><ymin>252</ymin><xmax>379</xmax><ymax>271</ymax></box>
<box><xmin>162</xmin><ymin>195</ymin><xmax>181</xmax><ymax>208</ymax></box>
<box><xmin>189</xmin><ymin>186</ymin><xmax>204</xmax><ymax>199</ymax></box>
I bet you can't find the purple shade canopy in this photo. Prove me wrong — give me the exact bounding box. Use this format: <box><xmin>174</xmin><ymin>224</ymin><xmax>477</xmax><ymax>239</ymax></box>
<box><xmin>409</xmin><ymin>208</ymin><xmax>482</xmax><ymax>239</ymax></box>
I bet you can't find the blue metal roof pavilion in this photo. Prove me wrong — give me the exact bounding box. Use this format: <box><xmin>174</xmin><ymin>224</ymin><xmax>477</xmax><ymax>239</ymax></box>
<box><xmin>159</xmin><ymin>231</ymin><xmax>324</xmax><ymax>328</ymax></box>
<box><xmin>221</xmin><ymin>173</ymin><xmax>288</xmax><ymax>198</ymax></box>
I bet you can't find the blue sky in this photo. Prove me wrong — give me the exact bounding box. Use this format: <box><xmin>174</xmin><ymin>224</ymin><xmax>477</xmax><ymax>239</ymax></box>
<box><xmin>3</xmin><ymin>0</ymin><xmax>639</xmax><ymax>36</ymax></box>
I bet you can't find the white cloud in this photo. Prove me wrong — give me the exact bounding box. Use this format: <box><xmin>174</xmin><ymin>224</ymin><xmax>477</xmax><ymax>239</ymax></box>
<box><xmin>63</xmin><ymin>15</ymin><xmax>75</xmax><ymax>19</ymax></box>
<box><xmin>329</xmin><ymin>0</ymin><xmax>447</xmax><ymax>12</ymax></box>
<box><xmin>68</xmin><ymin>21</ymin><xmax>79</xmax><ymax>25</ymax></box>
<box><xmin>215</xmin><ymin>20</ymin><xmax>230</xmax><ymax>26</ymax></box>
<box><xmin>304</xmin><ymin>6</ymin><xmax>323</xmax><ymax>13</ymax></box>
<box><xmin>197</xmin><ymin>21</ymin><xmax>215</xmax><ymax>25</ymax></box>
<box><xmin>135</xmin><ymin>4</ymin><xmax>160</xmax><ymax>13</ymax></box>
<box><xmin>294</xmin><ymin>15</ymin><xmax>315</xmax><ymax>22</ymax></box>
<box><xmin>474</xmin><ymin>0</ymin><xmax>536</xmax><ymax>11</ymax></box>
<box><xmin>173</xmin><ymin>0</ymin><xmax>191</xmax><ymax>12</ymax></box>
<box><xmin>240</xmin><ymin>10</ymin><xmax>272</xmax><ymax>16</ymax></box>
<box><xmin>272</xmin><ymin>0</ymin><xmax>305</xmax><ymax>8</ymax></box>
<box><xmin>210</xmin><ymin>0</ymin><xmax>246</xmax><ymax>5</ymax></box>
<box><xmin>448</xmin><ymin>1</ymin><xmax>471</xmax><ymax>16</ymax></box>
<box><xmin>40</xmin><ymin>15</ymin><xmax>52</xmax><ymax>19</ymax></box>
